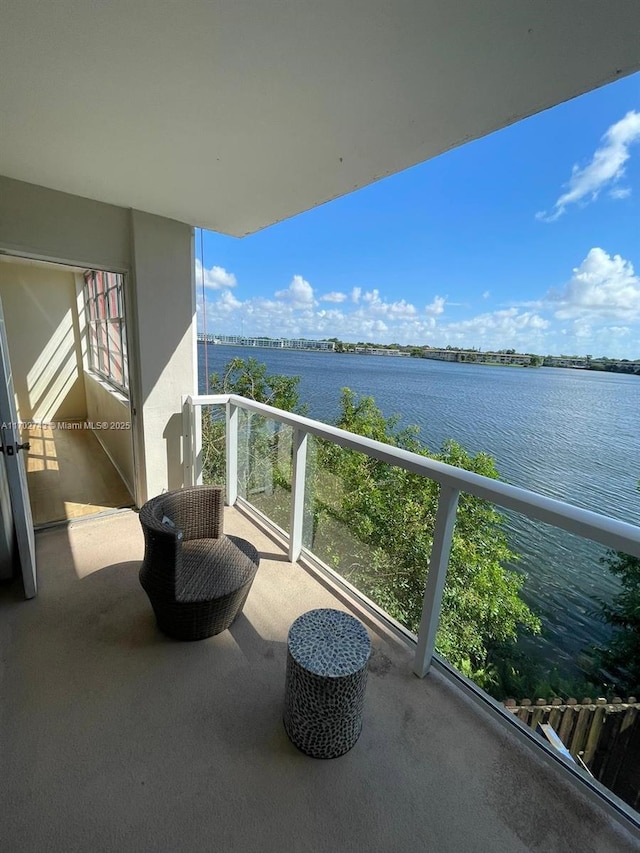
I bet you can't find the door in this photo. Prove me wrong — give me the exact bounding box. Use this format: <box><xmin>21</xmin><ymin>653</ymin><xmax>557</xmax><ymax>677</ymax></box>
<box><xmin>0</xmin><ymin>296</ymin><xmax>36</xmax><ymax>598</ymax></box>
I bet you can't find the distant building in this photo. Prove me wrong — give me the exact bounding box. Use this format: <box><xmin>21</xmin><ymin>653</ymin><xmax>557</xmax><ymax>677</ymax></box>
<box><xmin>198</xmin><ymin>333</ymin><xmax>335</xmax><ymax>352</ymax></box>
<box><xmin>353</xmin><ymin>347</ymin><xmax>410</xmax><ymax>357</ymax></box>
<box><xmin>422</xmin><ymin>348</ymin><xmax>533</xmax><ymax>366</ymax></box>
<box><xmin>544</xmin><ymin>355</ymin><xmax>588</xmax><ymax>368</ymax></box>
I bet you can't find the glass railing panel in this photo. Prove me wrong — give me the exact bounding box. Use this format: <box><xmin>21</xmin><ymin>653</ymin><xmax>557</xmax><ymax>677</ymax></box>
<box><xmin>236</xmin><ymin>410</ymin><xmax>293</xmax><ymax>534</ymax></box>
<box><xmin>201</xmin><ymin>404</ymin><xmax>226</xmax><ymax>487</ymax></box>
<box><xmin>478</xmin><ymin>512</ymin><xmax>622</xmax><ymax>702</ymax></box>
<box><xmin>198</xmin><ymin>396</ymin><xmax>640</xmax><ymax>812</ymax></box>
<box><xmin>440</xmin><ymin>506</ymin><xmax>639</xmax><ymax>811</ymax></box>
<box><xmin>302</xmin><ymin>435</ymin><xmax>435</xmax><ymax>631</ymax></box>
<box><xmin>198</xmin><ymin>397</ymin><xmax>640</xmax><ymax>815</ymax></box>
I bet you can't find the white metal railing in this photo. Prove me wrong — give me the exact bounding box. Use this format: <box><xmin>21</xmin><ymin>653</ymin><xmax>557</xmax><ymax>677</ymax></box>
<box><xmin>183</xmin><ymin>393</ymin><xmax>640</xmax><ymax>678</ymax></box>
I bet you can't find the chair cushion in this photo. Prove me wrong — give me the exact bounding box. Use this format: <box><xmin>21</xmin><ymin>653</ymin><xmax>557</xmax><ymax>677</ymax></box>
<box><xmin>177</xmin><ymin>535</ymin><xmax>259</xmax><ymax>603</ymax></box>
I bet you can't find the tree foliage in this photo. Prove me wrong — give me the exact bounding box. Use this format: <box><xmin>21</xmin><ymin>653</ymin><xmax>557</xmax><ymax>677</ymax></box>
<box><xmin>313</xmin><ymin>389</ymin><xmax>540</xmax><ymax>684</ymax></box>
<box><xmin>210</xmin><ymin>356</ymin><xmax>306</xmax><ymax>413</ymax></box>
<box><xmin>201</xmin><ymin>357</ymin><xmax>305</xmax><ymax>486</ymax></box>
<box><xmin>201</xmin><ymin>358</ymin><xmax>541</xmax><ymax>694</ymax></box>
<box><xmin>596</xmin><ymin>549</ymin><xmax>640</xmax><ymax>695</ymax></box>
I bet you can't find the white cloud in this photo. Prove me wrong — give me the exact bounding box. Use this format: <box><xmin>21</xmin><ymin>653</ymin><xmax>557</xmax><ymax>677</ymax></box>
<box><xmin>571</xmin><ymin>318</ymin><xmax>593</xmax><ymax>340</ymax></box>
<box><xmin>482</xmin><ymin>290</ymin><xmax>491</xmax><ymax>300</ymax></box>
<box><xmin>320</xmin><ymin>291</ymin><xmax>347</xmax><ymax>303</ymax></box>
<box><xmin>537</xmin><ymin>110</ymin><xmax>640</xmax><ymax>222</ymax></box>
<box><xmin>202</xmin><ymin>280</ymin><xmax>551</xmax><ymax>352</ymax></box>
<box><xmin>216</xmin><ymin>290</ymin><xmax>242</xmax><ymax>312</ymax></box>
<box><xmin>425</xmin><ymin>296</ymin><xmax>445</xmax><ymax>316</ymax></box>
<box><xmin>557</xmin><ymin>322</ymin><xmax>637</xmax><ymax>358</ymax></box>
<box><xmin>546</xmin><ymin>247</ymin><xmax>640</xmax><ymax>321</ymax></box>
<box><xmin>275</xmin><ymin>275</ymin><xmax>317</xmax><ymax>308</ymax></box>
<box><xmin>609</xmin><ymin>187</ymin><xmax>631</xmax><ymax>200</ymax></box>
<box><xmin>351</xmin><ymin>287</ymin><xmax>362</xmax><ymax>303</ymax></box>
<box><xmin>194</xmin><ymin>258</ymin><xmax>237</xmax><ymax>289</ymax></box>
<box><xmin>359</xmin><ymin>289</ymin><xmax>417</xmax><ymax>319</ymax></box>
<box><xmin>388</xmin><ymin>301</ymin><xmax>417</xmax><ymax>319</ymax></box>
<box><xmin>199</xmin><ymin>253</ymin><xmax>640</xmax><ymax>357</ymax></box>
<box><xmin>317</xmin><ymin>308</ymin><xmax>346</xmax><ymax>321</ymax></box>
<box><xmin>435</xmin><ymin>308</ymin><xmax>549</xmax><ymax>346</ymax></box>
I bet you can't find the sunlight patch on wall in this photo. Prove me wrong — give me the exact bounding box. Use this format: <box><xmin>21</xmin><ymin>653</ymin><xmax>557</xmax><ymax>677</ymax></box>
<box><xmin>25</xmin><ymin>313</ymin><xmax>79</xmax><ymax>422</ymax></box>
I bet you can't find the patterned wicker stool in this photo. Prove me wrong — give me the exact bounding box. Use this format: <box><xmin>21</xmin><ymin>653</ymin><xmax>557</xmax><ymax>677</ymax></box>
<box><xmin>283</xmin><ymin>608</ymin><xmax>370</xmax><ymax>759</ymax></box>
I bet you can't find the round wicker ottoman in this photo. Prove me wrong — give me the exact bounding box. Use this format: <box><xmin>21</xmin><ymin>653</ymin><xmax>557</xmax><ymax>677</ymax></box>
<box><xmin>283</xmin><ymin>608</ymin><xmax>371</xmax><ymax>759</ymax></box>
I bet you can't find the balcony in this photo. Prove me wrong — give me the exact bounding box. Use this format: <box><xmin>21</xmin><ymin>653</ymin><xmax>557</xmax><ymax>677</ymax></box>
<box><xmin>3</xmin><ymin>394</ymin><xmax>640</xmax><ymax>850</ymax></box>
<box><xmin>2</xmin><ymin>505</ymin><xmax>639</xmax><ymax>851</ymax></box>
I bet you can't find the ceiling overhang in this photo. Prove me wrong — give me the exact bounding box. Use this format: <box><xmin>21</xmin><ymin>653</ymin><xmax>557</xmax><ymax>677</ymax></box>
<box><xmin>2</xmin><ymin>1</ymin><xmax>639</xmax><ymax>236</ymax></box>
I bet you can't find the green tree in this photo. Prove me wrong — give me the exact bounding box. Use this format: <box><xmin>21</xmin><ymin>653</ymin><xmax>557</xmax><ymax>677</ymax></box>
<box><xmin>313</xmin><ymin>388</ymin><xmax>540</xmax><ymax>688</ymax></box>
<box><xmin>201</xmin><ymin>357</ymin><xmax>305</xmax><ymax>486</ymax></box>
<box><xmin>327</xmin><ymin>337</ymin><xmax>345</xmax><ymax>352</ymax></box>
<box><xmin>210</xmin><ymin>356</ymin><xmax>306</xmax><ymax>413</ymax></box>
<box><xmin>595</xmin><ymin>548</ymin><xmax>640</xmax><ymax>695</ymax></box>
<box><xmin>201</xmin><ymin>360</ymin><xmax>541</xmax><ymax>695</ymax></box>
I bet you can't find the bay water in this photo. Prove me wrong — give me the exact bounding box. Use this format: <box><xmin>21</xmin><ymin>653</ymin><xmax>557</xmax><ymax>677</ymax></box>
<box><xmin>199</xmin><ymin>342</ymin><xmax>640</xmax><ymax>678</ymax></box>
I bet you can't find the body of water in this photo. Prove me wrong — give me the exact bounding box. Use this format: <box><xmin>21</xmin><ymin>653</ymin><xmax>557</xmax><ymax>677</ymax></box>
<box><xmin>199</xmin><ymin>343</ymin><xmax>640</xmax><ymax>676</ymax></box>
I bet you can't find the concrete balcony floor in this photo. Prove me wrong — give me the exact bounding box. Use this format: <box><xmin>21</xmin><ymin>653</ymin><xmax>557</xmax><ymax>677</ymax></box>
<box><xmin>2</xmin><ymin>507</ymin><xmax>638</xmax><ymax>852</ymax></box>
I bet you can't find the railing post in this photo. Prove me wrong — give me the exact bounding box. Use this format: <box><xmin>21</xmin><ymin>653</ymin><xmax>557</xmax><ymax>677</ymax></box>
<box><xmin>226</xmin><ymin>400</ymin><xmax>238</xmax><ymax>506</ymax></box>
<box><xmin>413</xmin><ymin>485</ymin><xmax>460</xmax><ymax>678</ymax></box>
<box><xmin>288</xmin><ymin>428</ymin><xmax>308</xmax><ymax>563</ymax></box>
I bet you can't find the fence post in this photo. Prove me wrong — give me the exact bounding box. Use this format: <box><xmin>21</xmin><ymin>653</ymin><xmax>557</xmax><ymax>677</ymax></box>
<box><xmin>413</xmin><ymin>485</ymin><xmax>460</xmax><ymax>677</ymax></box>
<box><xmin>289</xmin><ymin>428</ymin><xmax>308</xmax><ymax>563</ymax></box>
<box><xmin>226</xmin><ymin>400</ymin><xmax>238</xmax><ymax>506</ymax></box>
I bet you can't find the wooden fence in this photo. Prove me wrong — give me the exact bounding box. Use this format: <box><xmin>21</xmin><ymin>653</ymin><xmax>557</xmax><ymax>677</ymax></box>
<box><xmin>505</xmin><ymin>697</ymin><xmax>640</xmax><ymax>810</ymax></box>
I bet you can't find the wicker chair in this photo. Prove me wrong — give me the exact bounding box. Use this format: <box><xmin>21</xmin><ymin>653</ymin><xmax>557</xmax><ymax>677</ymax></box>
<box><xmin>138</xmin><ymin>486</ymin><xmax>260</xmax><ymax>640</ymax></box>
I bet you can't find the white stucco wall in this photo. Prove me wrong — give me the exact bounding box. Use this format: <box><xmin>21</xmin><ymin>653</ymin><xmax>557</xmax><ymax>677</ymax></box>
<box><xmin>0</xmin><ymin>260</ymin><xmax>87</xmax><ymax>422</ymax></box>
<box><xmin>0</xmin><ymin>176</ymin><xmax>130</xmax><ymax>271</ymax></box>
<box><xmin>130</xmin><ymin>210</ymin><xmax>194</xmax><ymax>502</ymax></box>
<box><xmin>0</xmin><ymin>177</ymin><xmax>195</xmax><ymax>507</ymax></box>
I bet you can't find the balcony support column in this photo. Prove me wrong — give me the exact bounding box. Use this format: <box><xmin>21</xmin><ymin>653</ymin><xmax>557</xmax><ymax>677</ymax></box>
<box><xmin>413</xmin><ymin>485</ymin><xmax>460</xmax><ymax>678</ymax></box>
<box><xmin>289</xmin><ymin>428</ymin><xmax>308</xmax><ymax>563</ymax></box>
<box><xmin>226</xmin><ymin>401</ymin><xmax>239</xmax><ymax>506</ymax></box>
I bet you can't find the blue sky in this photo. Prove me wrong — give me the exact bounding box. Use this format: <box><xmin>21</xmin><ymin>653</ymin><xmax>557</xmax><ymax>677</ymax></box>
<box><xmin>197</xmin><ymin>73</ymin><xmax>640</xmax><ymax>358</ymax></box>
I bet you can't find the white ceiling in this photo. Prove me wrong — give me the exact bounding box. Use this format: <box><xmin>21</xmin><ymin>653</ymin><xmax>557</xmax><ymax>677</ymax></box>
<box><xmin>2</xmin><ymin>1</ymin><xmax>639</xmax><ymax>237</ymax></box>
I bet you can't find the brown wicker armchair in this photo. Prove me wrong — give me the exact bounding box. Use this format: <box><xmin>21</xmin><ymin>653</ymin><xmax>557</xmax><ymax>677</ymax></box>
<box><xmin>138</xmin><ymin>486</ymin><xmax>260</xmax><ymax>640</ymax></box>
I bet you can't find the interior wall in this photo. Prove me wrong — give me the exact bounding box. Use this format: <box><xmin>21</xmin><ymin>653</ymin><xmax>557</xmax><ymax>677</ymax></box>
<box><xmin>84</xmin><ymin>373</ymin><xmax>134</xmax><ymax>496</ymax></box>
<box><xmin>73</xmin><ymin>273</ymin><xmax>134</xmax><ymax>497</ymax></box>
<box><xmin>0</xmin><ymin>261</ymin><xmax>87</xmax><ymax>422</ymax></box>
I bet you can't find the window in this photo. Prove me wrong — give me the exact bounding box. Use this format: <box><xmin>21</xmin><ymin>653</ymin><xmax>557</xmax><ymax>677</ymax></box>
<box><xmin>84</xmin><ymin>271</ymin><xmax>128</xmax><ymax>393</ymax></box>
